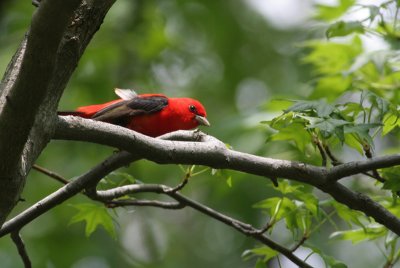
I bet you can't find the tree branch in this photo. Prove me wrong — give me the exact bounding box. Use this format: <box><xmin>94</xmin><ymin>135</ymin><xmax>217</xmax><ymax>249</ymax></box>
<box><xmin>0</xmin><ymin>151</ymin><xmax>136</xmax><ymax>237</ymax></box>
<box><xmin>11</xmin><ymin>231</ymin><xmax>31</xmax><ymax>268</ymax></box>
<box><xmin>52</xmin><ymin>116</ymin><xmax>400</xmax><ymax>236</ymax></box>
<box><xmin>107</xmin><ymin>199</ymin><xmax>185</xmax><ymax>210</ymax></box>
<box><xmin>55</xmin><ymin>116</ymin><xmax>325</xmax><ymax>185</ymax></box>
<box><xmin>328</xmin><ymin>154</ymin><xmax>400</xmax><ymax>181</ymax></box>
<box><xmin>32</xmin><ymin>164</ymin><xmax>69</xmax><ymax>184</ymax></box>
<box><xmin>0</xmin><ymin>131</ymin><xmax>204</xmax><ymax>236</ymax></box>
<box><xmin>101</xmin><ymin>183</ymin><xmax>312</xmax><ymax>268</ymax></box>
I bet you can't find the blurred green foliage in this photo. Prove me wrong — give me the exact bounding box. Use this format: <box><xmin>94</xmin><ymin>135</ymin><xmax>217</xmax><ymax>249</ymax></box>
<box><xmin>1</xmin><ymin>0</ymin><xmax>400</xmax><ymax>267</ymax></box>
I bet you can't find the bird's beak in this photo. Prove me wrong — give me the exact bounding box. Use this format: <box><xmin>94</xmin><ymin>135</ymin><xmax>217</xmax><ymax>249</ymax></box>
<box><xmin>195</xmin><ymin>115</ymin><xmax>210</xmax><ymax>127</ymax></box>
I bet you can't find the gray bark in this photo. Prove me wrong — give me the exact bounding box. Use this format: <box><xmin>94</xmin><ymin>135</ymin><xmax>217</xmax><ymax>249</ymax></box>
<box><xmin>0</xmin><ymin>0</ymin><xmax>116</xmax><ymax>226</ymax></box>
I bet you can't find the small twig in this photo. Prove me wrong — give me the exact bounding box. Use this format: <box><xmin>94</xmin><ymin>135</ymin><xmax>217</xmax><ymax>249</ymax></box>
<box><xmin>255</xmin><ymin>221</ymin><xmax>274</xmax><ymax>235</ymax></box>
<box><xmin>324</xmin><ymin>144</ymin><xmax>385</xmax><ymax>183</ymax></box>
<box><xmin>313</xmin><ymin>136</ymin><xmax>327</xmax><ymax>166</ymax></box>
<box><xmin>364</xmin><ymin>145</ymin><xmax>386</xmax><ymax>183</ymax></box>
<box><xmin>323</xmin><ymin>144</ymin><xmax>341</xmax><ymax>166</ymax></box>
<box><xmin>90</xmin><ymin>182</ymin><xmax>312</xmax><ymax>268</ymax></box>
<box><xmin>291</xmin><ymin>234</ymin><xmax>308</xmax><ymax>252</ymax></box>
<box><xmin>32</xmin><ymin>164</ymin><xmax>69</xmax><ymax>185</ymax></box>
<box><xmin>106</xmin><ymin>199</ymin><xmax>185</xmax><ymax>209</ymax></box>
<box><xmin>11</xmin><ymin>231</ymin><xmax>31</xmax><ymax>268</ymax></box>
<box><xmin>165</xmin><ymin>173</ymin><xmax>190</xmax><ymax>193</ymax></box>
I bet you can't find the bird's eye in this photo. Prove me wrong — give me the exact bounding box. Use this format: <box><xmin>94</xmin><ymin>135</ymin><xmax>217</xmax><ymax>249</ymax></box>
<box><xmin>189</xmin><ymin>105</ymin><xmax>197</xmax><ymax>113</ymax></box>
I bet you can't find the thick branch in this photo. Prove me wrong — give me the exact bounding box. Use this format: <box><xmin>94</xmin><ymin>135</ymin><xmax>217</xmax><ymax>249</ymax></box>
<box><xmin>0</xmin><ymin>131</ymin><xmax>199</xmax><ymax>236</ymax></box>
<box><xmin>55</xmin><ymin>116</ymin><xmax>326</xmax><ymax>185</ymax></box>
<box><xmin>53</xmin><ymin>117</ymin><xmax>400</xmax><ymax>236</ymax></box>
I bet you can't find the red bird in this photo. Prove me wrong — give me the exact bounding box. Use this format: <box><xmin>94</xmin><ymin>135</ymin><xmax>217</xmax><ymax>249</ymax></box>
<box><xmin>59</xmin><ymin>88</ymin><xmax>210</xmax><ymax>137</ymax></box>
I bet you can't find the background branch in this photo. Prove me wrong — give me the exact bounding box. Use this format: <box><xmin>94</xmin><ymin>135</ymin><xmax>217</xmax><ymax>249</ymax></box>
<box><xmin>11</xmin><ymin>231</ymin><xmax>31</xmax><ymax>268</ymax></box>
<box><xmin>96</xmin><ymin>182</ymin><xmax>313</xmax><ymax>268</ymax></box>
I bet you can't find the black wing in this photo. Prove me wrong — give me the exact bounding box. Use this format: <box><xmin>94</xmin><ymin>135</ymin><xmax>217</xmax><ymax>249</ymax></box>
<box><xmin>92</xmin><ymin>95</ymin><xmax>168</xmax><ymax>126</ymax></box>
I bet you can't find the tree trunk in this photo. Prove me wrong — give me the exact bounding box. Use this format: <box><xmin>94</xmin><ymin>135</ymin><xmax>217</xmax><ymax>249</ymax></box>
<box><xmin>0</xmin><ymin>0</ymin><xmax>116</xmax><ymax>226</ymax></box>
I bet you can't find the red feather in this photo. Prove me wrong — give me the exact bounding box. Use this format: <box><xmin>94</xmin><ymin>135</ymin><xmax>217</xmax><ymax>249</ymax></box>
<box><xmin>58</xmin><ymin>90</ymin><xmax>209</xmax><ymax>137</ymax></box>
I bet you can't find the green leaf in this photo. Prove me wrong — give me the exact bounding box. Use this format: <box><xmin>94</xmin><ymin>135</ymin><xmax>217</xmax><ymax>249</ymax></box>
<box><xmin>315</xmin><ymin>0</ymin><xmax>356</xmax><ymax>21</ymax></box>
<box><xmin>254</xmin><ymin>258</ymin><xmax>265</xmax><ymax>268</ymax></box>
<box><xmin>302</xmin><ymin>37</ymin><xmax>362</xmax><ymax>75</ymax></box>
<box><xmin>344</xmin><ymin>133</ymin><xmax>363</xmax><ymax>154</ymax></box>
<box><xmin>332</xmin><ymin>202</ymin><xmax>366</xmax><ymax>228</ymax></box>
<box><xmin>269</xmin><ymin>122</ymin><xmax>312</xmax><ymax>152</ymax></box>
<box><xmin>330</xmin><ymin>224</ymin><xmax>387</xmax><ymax>244</ymax></box>
<box><xmin>305</xmin><ymin>244</ymin><xmax>348</xmax><ymax>268</ymax></box>
<box><xmin>361</xmin><ymin>90</ymin><xmax>389</xmax><ymax>117</ymax></box>
<box><xmin>211</xmin><ymin>169</ymin><xmax>235</xmax><ymax>187</ymax></box>
<box><xmin>293</xmin><ymin>192</ymin><xmax>319</xmax><ymax>216</ymax></box>
<box><xmin>339</xmin><ymin>102</ymin><xmax>364</xmax><ymax>119</ymax></box>
<box><xmin>254</xmin><ymin>197</ymin><xmax>297</xmax><ymax>224</ymax></box>
<box><xmin>242</xmin><ymin>246</ymin><xmax>278</xmax><ymax>263</ymax></box>
<box><xmin>367</xmin><ymin>5</ymin><xmax>380</xmax><ymax>21</ymax></box>
<box><xmin>383</xmin><ymin>112</ymin><xmax>400</xmax><ymax>136</ymax></box>
<box><xmin>285</xmin><ymin>99</ymin><xmax>335</xmax><ymax>117</ymax></box>
<box><xmin>69</xmin><ymin>203</ymin><xmax>116</xmax><ymax>239</ymax></box>
<box><xmin>275</xmin><ymin>180</ymin><xmax>302</xmax><ymax>194</ymax></box>
<box><xmin>326</xmin><ymin>21</ymin><xmax>364</xmax><ymax>38</ymax></box>
<box><xmin>382</xmin><ymin>167</ymin><xmax>400</xmax><ymax>192</ymax></box>
<box><xmin>307</xmin><ymin>117</ymin><xmax>350</xmax><ymax>139</ymax></box>
<box><xmin>310</xmin><ymin>76</ymin><xmax>352</xmax><ymax>101</ymax></box>
<box><xmin>344</xmin><ymin>123</ymin><xmax>380</xmax><ymax>147</ymax></box>
<box><xmin>296</xmin><ymin>208</ymin><xmax>312</xmax><ymax>232</ymax></box>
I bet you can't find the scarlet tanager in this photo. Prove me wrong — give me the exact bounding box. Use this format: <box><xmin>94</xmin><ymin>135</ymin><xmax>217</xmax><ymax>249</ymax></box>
<box><xmin>58</xmin><ymin>89</ymin><xmax>210</xmax><ymax>137</ymax></box>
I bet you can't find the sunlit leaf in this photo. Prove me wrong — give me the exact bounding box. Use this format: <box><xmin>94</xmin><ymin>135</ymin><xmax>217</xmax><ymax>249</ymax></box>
<box><xmin>315</xmin><ymin>0</ymin><xmax>355</xmax><ymax>21</ymax></box>
<box><xmin>293</xmin><ymin>192</ymin><xmax>319</xmax><ymax>216</ymax></box>
<box><xmin>275</xmin><ymin>180</ymin><xmax>302</xmax><ymax>194</ymax></box>
<box><xmin>330</xmin><ymin>224</ymin><xmax>386</xmax><ymax>244</ymax></box>
<box><xmin>254</xmin><ymin>197</ymin><xmax>297</xmax><ymax>224</ymax></box>
<box><xmin>326</xmin><ymin>21</ymin><xmax>364</xmax><ymax>38</ymax></box>
<box><xmin>344</xmin><ymin>133</ymin><xmax>364</xmax><ymax>154</ymax></box>
<box><xmin>310</xmin><ymin>76</ymin><xmax>352</xmax><ymax>101</ymax></box>
<box><xmin>383</xmin><ymin>112</ymin><xmax>400</xmax><ymax>135</ymax></box>
<box><xmin>242</xmin><ymin>246</ymin><xmax>278</xmax><ymax>263</ymax></box>
<box><xmin>302</xmin><ymin>37</ymin><xmax>362</xmax><ymax>75</ymax></box>
<box><xmin>344</xmin><ymin>123</ymin><xmax>380</xmax><ymax>147</ymax></box>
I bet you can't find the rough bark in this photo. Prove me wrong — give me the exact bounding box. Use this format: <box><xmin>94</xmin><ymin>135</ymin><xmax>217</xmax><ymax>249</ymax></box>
<box><xmin>54</xmin><ymin>117</ymin><xmax>400</xmax><ymax>236</ymax></box>
<box><xmin>0</xmin><ymin>0</ymin><xmax>116</xmax><ymax>226</ymax></box>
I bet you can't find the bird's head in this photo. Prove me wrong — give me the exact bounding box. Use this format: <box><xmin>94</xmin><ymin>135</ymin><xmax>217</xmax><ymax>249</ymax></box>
<box><xmin>187</xmin><ymin>99</ymin><xmax>210</xmax><ymax>127</ymax></box>
<box><xmin>170</xmin><ymin>98</ymin><xmax>210</xmax><ymax>128</ymax></box>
